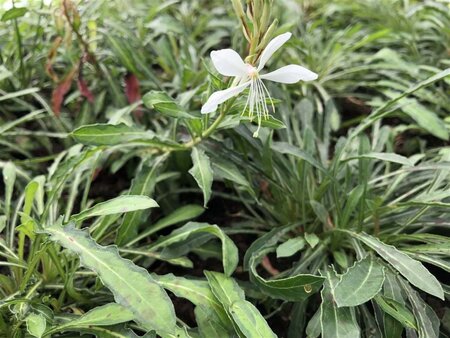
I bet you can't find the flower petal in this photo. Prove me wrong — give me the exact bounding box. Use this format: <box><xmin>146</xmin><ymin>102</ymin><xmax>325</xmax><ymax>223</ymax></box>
<box><xmin>257</xmin><ymin>32</ymin><xmax>292</xmax><ymax>71</ymax></box>
<box><xmin>260</xmin><ymin>65</ymin><xmax>318</xmax><ymax>84</ymax></box>
<box><xmin>210</xmin><ymin>49</ymin><xmax>248</xmax><ymax>77</ymax></box>
<box><xmin>201</xmin><ymin>82</ymin><xmax>250</xmax><ymax>114</ymax></box>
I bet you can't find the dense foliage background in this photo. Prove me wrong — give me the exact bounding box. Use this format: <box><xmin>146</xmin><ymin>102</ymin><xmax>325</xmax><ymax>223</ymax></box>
<box><xmin>1</xmin><ymin>0</ymin><xmax>449</xmax><ymax>337</ymax></box>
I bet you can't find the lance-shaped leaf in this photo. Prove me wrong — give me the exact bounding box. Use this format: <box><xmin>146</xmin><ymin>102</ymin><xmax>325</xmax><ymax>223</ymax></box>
<box><xmin>72</xmin><ymin>123</ymin><xmax>184</xmax><ymax>150</ymax></box>
<box><xmin>244</xmin><ymin>226</ymin><xmax>324</xmax><ymax>301</ymax></box>
<box><xmin>346</xmin><ymin>231</ymin><xmax>444</xmax><ymax>300</ymax></box>
<box><xmin>195</xmin><ymin>305</ymin><xmax>235</xmax><ymax>338</ymax></box>
<box><xmin>148</xmin><ymin>222</ymin><xmax>238</xmax><ymax>276</ymax></box>
<box><xmin>143</xmin><ymin>90</ymin><xmax>194</xmax><ymax>118</ymax></box>
<box><xmin>344</xmin><ymin>152</ymin><xmax>413</xmax><ymax>166</ymax></box>
<box><xmin>2</xmin><ymin>161</ymin><xmax>16</xmax><ymax>222</ymax></box>
<box><xmin>45</xmin><ymin>223</ymin><xmax>176</xmax><ymax>335</ymax></box>
<box><xmin>189</xmin><ymin>148</ymin><xmax>213</xmax><ymax>207</ymax></box>
<box><xmin>334</xmin><ymin>255</ymin><xmax>385</xmax><ymax>307</ymax></box>
<box><xmin>116</xmin><ymin>158</ymin><xmax>165</xmax><ymax>245</ymax></box>
<box><xmin>51</xmin><ymin>303</ymin><xmax>134</xmax><ymax>333</ymax></box>
<box><xmin>153</xmin><ymin>273</ymin><xmax>234</xmax><ymax>333</ymax></box>
<box><xmin>320</xmin><ymin>269</ymin><xmax>361</xmax><ymax>338</ymax></box>
<box><xmin>205</xmin><ymin>271</ymin><xmax>276</xmax><ymax>338</ymax></box>
<box><xmin>72</xmin><ymin>123</ymin><xmax>154</xmax><ymax>145</ymax></box>
<box><xmin>249</xmin><ymin>250</ymin><xmax>324</xmax><ymax>301</ymax></box>
<box><xmin>374</xmin><ymin>295</ymin><xmax>417</xmax><ymax>330</ymax></box>
<box><xmin>399</xmin><ymin>279</ymin><xmax>440</xmax><ymax>338</ymax></box>
<box><xmin>71</xmin><ymin>195</ymin><xmax>158</xmax><ymax>222</ymax></box>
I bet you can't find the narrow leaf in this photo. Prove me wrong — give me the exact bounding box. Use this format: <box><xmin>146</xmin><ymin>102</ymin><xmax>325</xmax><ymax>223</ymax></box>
<box><xmin>320</xmin><ymin>269</ymin><xmax>361</xmax><ymax>338</ymax></box>
<box><xmin>1</xmin><ymin>7</ymin><xmax>27</xmax><ymax>21</ymax></box>
<box><xmin>72</xmin><ymin>123</ymin><xmax>155</xmax><ymax>146</ymax></box>
<box><xmin>116</xmin><ymin>159</ymin><xmax>164</xmax><ymax>245</ymax></box>
<box><xmin>347</xmin><ymin>231</ymin><xmax>444</xmax><ymax>300</ymax></box>
<box><xmin>205</xmin><ymin>271</ymin><xmax>276</xmax><ymax>338</ymax></box>
<box><xmin>143</xmin><ymin>91</ymin><xmax>193</xmax><ymax>118</ymax></box>
<box><xmin>150</xmin><ymin>222</ymin><xmax>238</xmax><ymax>276</ymax></box>
<box><xmin>276</xmin><ymin>237</ymin><xmax>305</xmax><ymax>258</ymax></box>
<box><xmin>271</xmin><ymin>142</ymin><xmax>326</xmax><ymax>172</ymax></box>
<box><xmin>229</xmin><ymin>300</ymin><xmax>276</xmax><ymax>338</ymax></box>
<box><xmin>189</xmin><ymin>148</ymin><xmax>213</xmax><ymax>207</ymax></box>
<box><xmin>54</xmin><ymin>303</ymin><xmax>134</xmax><ymax>330</ymax></box>
<box><xmin>346</xmin><ymin>152</ymin><xmax>413</xmax><ymax>166</ymax></box>
<box><xmin>71</xmin><ymin>195</ymin><xmax>158</xmax><ymax>222</ymax></box>
<box><xmin>374</xmin><ymin>295</ymin><xmax>417</xmax><ymax>330</ymax></box>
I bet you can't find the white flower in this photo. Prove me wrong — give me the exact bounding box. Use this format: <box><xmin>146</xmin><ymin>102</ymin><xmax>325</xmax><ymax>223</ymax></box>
<box><xmin>201</xmin><ymin>32</ymin><xmax>318</xmax><ymax>137</ymax></box>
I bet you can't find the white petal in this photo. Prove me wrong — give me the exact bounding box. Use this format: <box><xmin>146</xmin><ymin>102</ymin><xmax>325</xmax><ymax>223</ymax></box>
<box><xmin>210</xmin><ymin>49</ymin><xmax>248</xmax><ymax>77</ymax></box>
<box><xmin>257</xmin><ymin>32</ymin><xmax>292</xmax><ymax>71</ymax></box>
<box><xmin>201</xmin><ymin>82</ymin><xmax>250</xmax><ymax>114</ymax></box>
<box><xmin>260</xmin><ymin>65</ymin><xmax>318</xmax><ymax>84</ymax></box>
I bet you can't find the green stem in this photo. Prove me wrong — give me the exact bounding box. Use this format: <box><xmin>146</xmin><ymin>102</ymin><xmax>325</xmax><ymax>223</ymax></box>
<box><xmin>13</xmin><ymin>18</ymin><xmax>25</xmax><ymax>85</ymax></box>
<box><xmin>183</xmin><ymin>97</ymin><xmax>236</xmax><ymax>149</ymax></box>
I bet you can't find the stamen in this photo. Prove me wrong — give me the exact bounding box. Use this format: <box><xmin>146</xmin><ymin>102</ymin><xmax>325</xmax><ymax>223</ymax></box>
<box><xmin>259</xmin><ymin>80</ymin><xmax>275</xmax><ymax>117</ymax></box>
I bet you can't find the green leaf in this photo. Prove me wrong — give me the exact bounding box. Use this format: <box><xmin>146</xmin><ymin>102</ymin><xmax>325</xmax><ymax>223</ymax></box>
<box><xmin>0</xmin><ymin>215</ymin><xmax>6</xmax><ymax>234</ymax></box>
<box><xmin>320</xmin><ymin>269</ymin><xmax>361</xmax><ymax>338</ymax></box>
<box><xmin>53</xmin><ymin>303</ymin><xmax>134</xmax><ymax>331</ymax></box>
<box><xmin>212</xmin><ymin>159</ymin><xmax>254</xmax><ymax>195</ymax></box>
<box><xmin>23</xmin><ymin>181</ymin><xmax>38</xmax><ymax>219</ymax></box>
<box><xmin>153</xmin><ymin>273</ymin><xmax>233</xmax><ymax>333</ymax></box>
<box><xmin>2</xmin><ymin>162</ymin><xmax>16</xmax><ymax>222</ymax></box>
<box><xmin>129</xmin><ymin>205</ymin><xmax>205</xmax><ymax>246</ymax></box>
<box><xmin>204</xmin><ymin>270</ymin><xmax>244</xmax><ymax>305</ymax></box>
<box><xmin>72</xmin><ymin>123</ymin><xmax>154</xmax><ymax>145</ymax></box>
<box><xmin>243</xmin><ymin>226</ymin><xmax>324</xmax><ymax>301</ymax></box>
<box><xmin>189</xmin><ymin>148</ymin><xmax>213</xmax><ymax>207</ymax></box>
<box><xmin>306</xmin><ymin>308</ymin><xmax>321</xmax><ymax>338</ymax></box>
<box><xmin>276</xmin><ymin>237</ymin><xmax>305</xmax><ymax>258</ymax></box>
<box><xmin>346</xmin><ymin>152</ymin><xmax>413</xmax><ymax>166</ymax></box>
<box><xmin>341</xmin><ymin>185</ymin><xmax>365</xmax><ymax>227</ymax></box>
<box><xmin>245</xmin><ymin>227</ymin><xmax>324</xmax><ymax>301</ymax></box>
<box><xmin>45</xmin><ymin>223</ymin><xmax>176</xmax><ymax>334</ymax></box>
<box><xmin>334</xmin><ymin>255</ymin><xmax>385</xmax><ymax>307</ymax></box>
<box><xmin>71</xmin><ymin>195</ymin><xmax>158</xmax><ymax>222</ymax></box>
<box><xmin>229</xmin><ymin>300</ymin><xmax>276</xmax><ymax>338</ymax></box>
<box><xmin>1</xmin><ymin>7</ymin><xmax>27</xmax><ymax>21</ymax></box>
<box><xmin>150</xmin><ymin>205</ymin><xmax>205</xmax><ymax>234</ymax></box>
<box><xmin>149</xmin><ymin>222</ymin><xmax>238</xmax><ymax>276</ymax></box>
<box><xmin>53</xmin><ymin>325</ymin><xmax>142</xmax><ymax>338</ymax></box>
<box><xmin>153</xmin><ymin>274</ymin><xmax>220</xmax><ymax>309</ymax></box>
<box><xmin>347</xmin><ymin>231</ymin><xmax>444</xmax><ymax>300</ymax></box>
<box><xmin>116</xmin><ymin>159</ymin><xmax>164</xmax><ymax>245</ymax></box>
<box><xmin>143</xmin><ymin>91</ymin><xmax>194</xmax><ymax>118</ymax></box>
<box><xmin>382</xmin><ymin>271</ymin><xmax>405</xmax><ymax>338</ymax></box>
<box><xmin>26</xmin><ymin>313</ymin><xmax>46</xmax><ymax>338</ymax></box>
<box><xmin>205</xmin><ymin>271</ymin><xmax>276</xmax><ymax>338</ymax></box>
<box><xmin>241</xmin><ymin>115</ymin><xmax>286</xmax><ymax>129</ymax></box>
<box><xmin>384</xmin><ymin>92</ymin><xmax>449</xmax><ymax>140</ymax></box>
<box><xmin>305</xmin><ymin>233</ymin><xmax>320</xmax><ymax>248</ymax></box>
<box><xmin>271</xmin><ymin>142</ymin><xmax>326</xmax><ymax>173</ymax></box>
<box><xmin>399</xmin><ymin>279</ymin><xmax>439</xmax><ymax>337</ymax></box>
<box><xmin>374</xmin><ymin>295</ymin><xmax>417</xmax><ymax>330</ymax></box>
<box><xmin>195</xmin><ymin>305</ymin><xmax>235</xmax><ymax>338</ymax></box>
